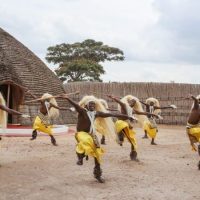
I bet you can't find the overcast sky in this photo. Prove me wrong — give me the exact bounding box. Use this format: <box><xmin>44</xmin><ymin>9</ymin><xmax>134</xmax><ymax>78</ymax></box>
<box><xmin>0</xmin><ymin>0</ymin><xmax>199</xmax><ymax>83</ymax></box>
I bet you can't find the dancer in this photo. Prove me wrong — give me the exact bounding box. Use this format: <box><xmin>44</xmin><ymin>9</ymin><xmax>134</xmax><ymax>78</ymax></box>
<box><xmin>141</xmin><ymin>97</ymin><xmax>176</xmax><ymax>145</ymax></box>
<box><xmin>186</xmin><ymin>94</ymin><xmax>200</xmax><ymax>169</ymax></box>
<box><xmin>107</xmin><ymin>95</ymin><xmax>158</xmax><ymax>160</ymax></box>
<box><xmin>0</xmin><ymin>92</ymin><xmax>29</xmax><ymax>139</ymax></box>
<box><xmin>61</xmin><ymin>95</ymin><xmax>134</xmax><ymax>183</ymax></box>
<box><xmin>30</xmin><ymin>93</ymin><xmax>68</xmax><ymax>146</ymax></box>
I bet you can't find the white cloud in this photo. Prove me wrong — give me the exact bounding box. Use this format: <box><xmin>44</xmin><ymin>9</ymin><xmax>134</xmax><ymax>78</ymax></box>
<box><xmin>102</xmin><ymin>61</ymin><xmax>199</xmax><ymax>84</ymax></box>
<box><xmin>0</xmin><ymin>0</ymin><xmax>199</xmax><ymax>83</ymax></box>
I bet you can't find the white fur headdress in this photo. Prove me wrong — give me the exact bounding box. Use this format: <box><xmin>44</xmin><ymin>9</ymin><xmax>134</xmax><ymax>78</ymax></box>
<box><xmin>79</xmin><ymin>95</ymin><xmax>96</xmax><ymax>108</ymax></box>
<box><xmin>146</xmin><ymin>97</ymin><xmax>161</xmax><ymax>115</ymax></box>
<box><xmin>120</xmin><ymin>95</ymin><xmax>148</xmax><ymax>126</ymax></box>
<box><xmin>99</xmin><ymin>98</ymin><xmax>109</xmax><ymax>109</ymax></box>
<box><xmin>196</xmin><ymin>94</ymin><xmax>200</xmax><ymax>100</ymax></box>
<box><xmin>41</xmin><ymin>93</ymin><xmax>59</xmax><ymax>118</ymax></box>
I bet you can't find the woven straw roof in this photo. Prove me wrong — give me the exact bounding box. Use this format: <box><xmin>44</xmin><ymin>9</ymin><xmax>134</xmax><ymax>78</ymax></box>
<box><xmin>0</xmin><ymin>27</ymin><xmax>65</xmax><ymax>97</ymax></box>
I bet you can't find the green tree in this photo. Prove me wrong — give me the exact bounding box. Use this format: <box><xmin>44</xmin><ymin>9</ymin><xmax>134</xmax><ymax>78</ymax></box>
<box><xmin>46</xmin><ymin>39</ymin><xmax>124</xmax><ymax>82</ymax></box>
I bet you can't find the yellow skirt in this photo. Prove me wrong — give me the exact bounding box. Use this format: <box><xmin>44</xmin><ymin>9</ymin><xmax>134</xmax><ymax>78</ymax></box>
<box><xmin>115</xmin><ymin>120</ymin><xmax>137</xmax><ymax>149</ymax></box>
<box><xmin>75</xmin><ymin>131</ymin><xmax>104</xmax><ymax>163</ymax></box>
<box><xmin>33</xmin><ymin>116</ymin><xmax>53</xmax><ymax>136</ymax></box>
<box><xmin>187</xmin><ymin>126</ymin><xmax>200</xmax><ymax>151</ymax></box>
<box><xmin>143</xmin><ymin>120</ymin><xmax>157</xmax><ymax>139</ymax></box>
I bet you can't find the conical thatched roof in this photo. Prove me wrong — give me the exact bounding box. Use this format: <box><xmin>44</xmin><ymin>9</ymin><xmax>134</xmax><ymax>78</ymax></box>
<box><xmin>0</xmin><ymin>27</ymin><xmax>70</xmax><ymax>125</ymax></box>
<box><xmin>0</xmin><ymin>27</ymin><xmax>65</xmax><ymax>96</ymax></box>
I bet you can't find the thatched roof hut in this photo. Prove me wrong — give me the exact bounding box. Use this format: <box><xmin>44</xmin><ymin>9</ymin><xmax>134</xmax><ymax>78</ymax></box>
<box><xmin>0</xmin><ymin>27</ymin><xmax>69</xmax><ymax>125</ymax></box>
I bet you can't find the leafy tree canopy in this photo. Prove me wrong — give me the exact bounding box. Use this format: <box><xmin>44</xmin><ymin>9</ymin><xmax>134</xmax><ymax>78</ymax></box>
<box><xmin>55</xmin><ymin>58</ymin><xmax>105</xmax><ymax>82</ymax></box>
<box><xmin>46</xmin><ymin>39</ymin><xmax>124</xmax><ymax>82</ymax></box>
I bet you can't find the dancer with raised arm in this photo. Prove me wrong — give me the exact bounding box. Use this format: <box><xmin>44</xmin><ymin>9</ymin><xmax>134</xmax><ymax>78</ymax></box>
<box><xmin>61</xmin><ymin>95</ymin><xmax>134</xmax><ymax>183</ymax></box>
<box><xmin>186</xmin><ymin>94</ymin><xmax>200</xmax><ymax>169</ymax></box>
<box><xmin>107</xmin><ymin>95</ymin><xmax>158</xmax><ymax>160</ymax></box>
<box><xmin>141</xmin><ymin>97</ymin><xmax>176</xmax><ymax>145</ymax></box>
<box><xmin>30</xmin><ymin>93</ymin><xmax>69</xmax><ymax>146</ymax></box>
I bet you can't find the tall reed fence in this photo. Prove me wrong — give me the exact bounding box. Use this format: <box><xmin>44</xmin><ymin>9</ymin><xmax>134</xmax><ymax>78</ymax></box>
<box><xmin>64</xmin><ymin>82</ymin><xmax>200</xmax><ymax>125</ymax></box>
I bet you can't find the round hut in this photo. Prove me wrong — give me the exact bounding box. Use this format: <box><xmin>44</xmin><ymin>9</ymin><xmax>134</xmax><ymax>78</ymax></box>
<box><xmin>0</xmin><ymin>27</ymin><xmax>69</xmax><ymax>126</ymax></box>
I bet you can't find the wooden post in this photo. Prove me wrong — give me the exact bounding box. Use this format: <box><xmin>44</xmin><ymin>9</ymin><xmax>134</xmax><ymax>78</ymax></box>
<box><xmin>5</xmin><ymin>84</ymin><xmax>11</xmax><ymax>125</ymax></box>
<box><xmin>7</xmin><ymin>84</ymin><xmax>10</xmax><ymax>107</ymax></box>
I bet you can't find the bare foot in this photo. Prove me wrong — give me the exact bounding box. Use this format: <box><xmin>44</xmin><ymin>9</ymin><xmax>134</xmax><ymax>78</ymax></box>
<box><xmin>95</xmin><ymin>176</ymin><xmax>105</xmax><ymax>183</ymax></box>
<box><xmin>130</xmin><ymin>151</ymin><xmax>138</xmax><ymax>160</ymax></box>
<box><xmin>76</xmin><ymin>160</ymin><xmax>83</xmax><ymax>165</ymax></box>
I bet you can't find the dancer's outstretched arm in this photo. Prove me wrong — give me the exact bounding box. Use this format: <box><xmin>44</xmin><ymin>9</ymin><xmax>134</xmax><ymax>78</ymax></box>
<box><xmin>0</xmin><ymin>104</ymin><xmax>28</xmax><ymax>117</ymax></box>
<box><xmin>61</xmin><ymin>96</ymin><xmax>84</xmax><ymax>113</ymax></box>
<box><xmin>107</xmin><ymin>95</ymin><xmax>126</xmax><ymax>114</ymax></box>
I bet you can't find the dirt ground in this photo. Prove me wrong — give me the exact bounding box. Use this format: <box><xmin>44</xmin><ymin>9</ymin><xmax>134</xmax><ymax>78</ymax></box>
<box><xmin>0</xmin><ymin>125</ymin><xmax>200</xmax><ymax>200</ymax></box>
